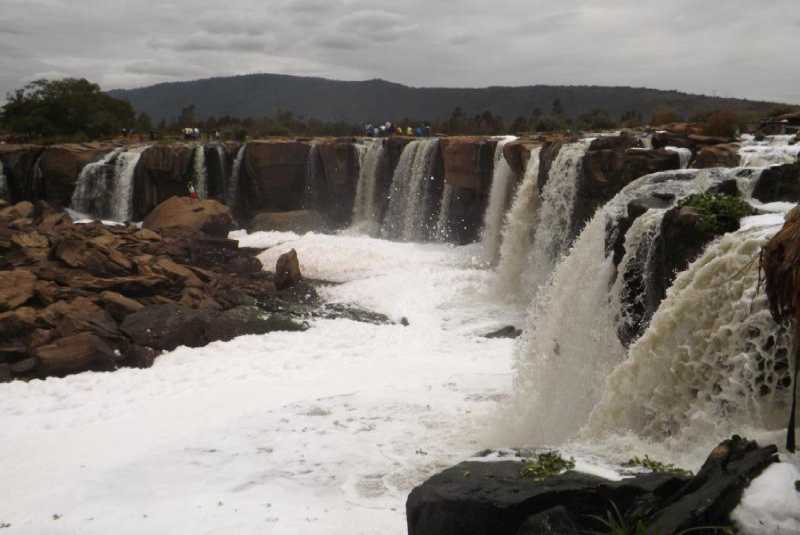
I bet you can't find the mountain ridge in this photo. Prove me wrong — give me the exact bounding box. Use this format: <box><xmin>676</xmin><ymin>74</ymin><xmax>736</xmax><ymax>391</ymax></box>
<box><xmin>108</xmin><ymin>72</ymin><xmax>786</xmax><ymax>124</ymax></box>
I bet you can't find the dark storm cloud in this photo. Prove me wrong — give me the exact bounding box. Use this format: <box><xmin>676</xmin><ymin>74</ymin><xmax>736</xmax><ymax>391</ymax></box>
<box><xmin>0</xmin><ymin>0</ymin><xmax>798</xmax><ymax>104</ymax></box>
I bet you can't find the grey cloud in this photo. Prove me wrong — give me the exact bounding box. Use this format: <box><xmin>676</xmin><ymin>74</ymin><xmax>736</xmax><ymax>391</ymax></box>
<box><xmin>0</xmin><ymin>0</ymin><xmax>797</xmax><ymax>104</ymax></box>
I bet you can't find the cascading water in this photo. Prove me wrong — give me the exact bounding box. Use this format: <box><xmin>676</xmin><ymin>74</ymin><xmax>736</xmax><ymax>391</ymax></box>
<box><xmin>481</xmin><ymin>136</ymin><xmax>518</xmax><ymax>264</ymax></box>
<box><xmin>226</xmin><ymin>144</ymin><xmax>246</xmax><ymax>208</ymax></box>
<box><xmin>0</xmin><ymin>159</ymin><xmax>8</xmax><ymax>199</ymax></box>
<box><xmin>495</xmin><ymin>147</ymin><xmax>542</xmax><ymax>297</ymax></box>
<box><xmin>351</xmin><ymin>139</ymin><xmax>386</xmax><ymax>235</ymax></box>
<box><xmin>665</xmin><ymin>146</ymin><xmax>693</xmax><ymax>169</ymax></box>
<box><xmin>521</xmin><ymin>139</ymin><xmax>592</xmax><ymax>296</ymax></box>
<box><xmin>586</xmin><ymin>215</ymin><xmax>793</xmax><ymax>450</ymax></box>
<box><xmin>510</xmin><ymin>165</ymin><xmax>768</xmax><ymax>445</ymax></box>
<box><xmin>303</xmin><ymin>142</ymin><xmax>324</xmax><ymax>211</ymax></box>
<box><xmin>381</xmin><ymin>138</ymin><xmax>440</xmax><ymax>241</ymax></box>
<box><xmin>109</xmin><ymin>146</ymin><xmax>148</xmax><ymax>222</ymax></box>
<box><xmin>739</xmin><ymin>134</ymin><xmax>800</xmax><ymax>167</ymax></box>
<box><xmin>70</xmin><ymin>147</ymin><xmax>125</xmax><ymax>217</ymax></box>
<box><xmin>434</xmin><ymin>184</ymin><xmax>454</xmax><ymax>242</ymax></box>
<box><xmin>215</xmin><ymin>145</ymin><xmax>227</xmax><ymax>186</ymax></box>
<box><xmin>193</xmin><ymin>145</ymin><xmax>208</xmax><ymax>199</ymax></box>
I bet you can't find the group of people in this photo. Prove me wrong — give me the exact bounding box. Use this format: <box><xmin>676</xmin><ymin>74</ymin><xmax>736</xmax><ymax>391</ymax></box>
<box><xmin>364</xmin><ymin>122</ymin><xmax>433</xmax><ymax>138</ymax></box>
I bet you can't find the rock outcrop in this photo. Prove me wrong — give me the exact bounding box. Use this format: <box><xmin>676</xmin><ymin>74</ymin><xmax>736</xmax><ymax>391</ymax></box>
<box><xmin>248</xmin><ymin>210</ymin><xmax>324</xmax><ymax>234</ymax></box>
<box><xmin>316</xmin><ymin>139</ymin><xmax>359</xmax><ymax>225</ymax></box>
<box><xmin>143</xmin><ymin>196</ymin><xmax>234</xmax><ymax>237</ymax></box>
<box><xmin>239</xmin><ymin>140</ymin><xmax>311</xmax><ymax>217</ymax></box>
<box><xmin>37</xmin><ymin>143</ymin><xmax>117</xmax><ymax>206</ymax></box>
<box><xmin>133</xmin><ymin>144</ymin><xmax>195</xmax><ymax>219</ymax></box>
<box><xmin>0</xmin><ymin>197</ymin><xmax>306</xmax><ymax>380</ymax></box>
<box><xmin>407</xmin><ymin>436</ymin><xmax>777</xmax><ymax>535</ymax></box>
<box><xmin>752</xmin><ymin>163</ymin><xmax>800</xmax><ymax>203</ymax></box>
<box><xmin>694</xmin><ymin>143</ymin><xmax>741</xmax><ymax>169</ymax></box>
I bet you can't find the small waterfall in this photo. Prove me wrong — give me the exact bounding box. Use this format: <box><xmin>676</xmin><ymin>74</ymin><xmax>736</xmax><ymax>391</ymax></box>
<box><xmin>495</xmin><ymin>147</ymin><xmax>542</xmax><ymax>297</ymax></box>
<box><xmin>481</xmin><ymin>136</ymin><xmax>518</xmax><ymax>264</ymax></box>
<box><xmin>434</xmin><ymin>184</ymin><xmax>454</xmax><ymax>242</ymax></box>
<box><xmin>303</xmin><ymin>142</ymin><xmax>324</xmax><ymax>211</ymax></box>
<box><xmin>586</xmin><ymin>220</ymin><xmax>793</xmax><ymax>448</ymax></box>
<box><xmin>381</xmin><ymin>138</ymin><xmax>440</xmax><ymax>241</ymax></box>
<box><xmin>665</xmin><ymin>146</ymin><xmax>692</xmax><ymax>169</ymax></box>
<box><xmin>351</xmin><ymin>139</ymin><xmax>386</xmax><ymax>235</ymax></box>
<box><xmin>521</xmin><ymin>139</ymin><xmax>592</xmax><ymax>295</ymax></box>
<box><xmin>70</xmin><ymin>147</ymin><xmax>125</xmax><ymax>217</ymax></box>
<box><xmin>193</xmin><ymin>145</ymin><xmax>208</xmax><ymax>199</ymax></box>
<box><xmin>0</xmin><ymin>159</ymin><xmax>8</xmax><ymax>200</ymax></box>
<box><xmin>215</xmin><ymin>145</ymin><xmax>227</xmax><ymax>185</ymax></box>
<box><xmin>109</xmin><ymin>146</ymin><xmax>148</xmax><ymax>222</ymax></box>
<box><xmin>739</xmin><ymin>134</ymin><xmax>800</xmax><ymax>167</ymax></box>
<box><xmin>226</xmin><ymin>144</ymin><xmax>246</xmax><ymax>208</ymax></box>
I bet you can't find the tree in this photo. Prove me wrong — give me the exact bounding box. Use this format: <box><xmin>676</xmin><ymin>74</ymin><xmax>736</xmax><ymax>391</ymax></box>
<box><xmin>552</xmin><ymin>98</ymin><xmax>564</xmax><ymax>116</ymax></box>
<box><xmin>651</xmin><ymin>107</ymin><xmax>680</xmax><ymax>126</ymax></box>
<box><xmin>1</xmin><ymin>78</ymin><xmax>135</xmax><ymax>139</ymax></box>
<box><xmin>178</xmin><ymin>104</ymin><xmax>196</xmax><ymax>127</ymax></box>
<box><xmin>135</xmin><ymin>112</ymin><xmax>153</xmax><ymax>132</ymax></box>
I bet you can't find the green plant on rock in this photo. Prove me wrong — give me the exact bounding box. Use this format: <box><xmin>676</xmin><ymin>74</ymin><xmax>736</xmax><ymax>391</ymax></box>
<box><xmin>622</xmin><ymin>455</ymin><xmax>693</xmax><ymax>477</ymax></box>
<box><xmin>519</xmin><ymin>451</ymin><xmax>575</xmax><ymax>480</ymax></box>
<box><xmin>677</xmin><ymin>193</ymin><xmax>755</xmax><ymax>235</ymax></box>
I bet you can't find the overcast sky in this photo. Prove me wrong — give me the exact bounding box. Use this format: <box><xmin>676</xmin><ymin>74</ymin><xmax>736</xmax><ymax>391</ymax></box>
<box><xmin>1</xmin><ymin>0</ymin><xmax>798</xmax><ymax>104</ymax></box>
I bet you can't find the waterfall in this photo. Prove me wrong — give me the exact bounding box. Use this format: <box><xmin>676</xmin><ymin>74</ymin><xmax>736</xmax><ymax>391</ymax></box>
<box><xmin>303</xmin><ymin>142</ymin><xmax>324</xmax><ymax>211</ymax></box>
<box><xmin>70</xmin><ymin>147</ymin><xmax>125</xmax><ymax>217</ymax></box>
<box><xmin>193</xmin><ymin>145</ymin><xmax>208</xmax><ymax>199</ymax></box>
<box><xmin>351</xmin><ymin>139</ymin><xmax>386</xmax><ymax>235</ymax></box>
<box><xmin>109</xmin><ymin>146</ymin><xmax>148</xmax><ymax>222</ymax></box>
<box><xmin>481</xmin><ymin>136</ymin><xmax>518</xmax><ymax>263</ymax></box>
<box><xmin>521</xmin><ymin>139</ymin><xmax>592</xmax><ymax>296</ymax></box>
<box><xmin>739</xmin><ymin>134</ymin><xmax>800</xmax><ymax>167</ymax></box>
<box><xmin>215</xmin><ymin>145</ymin><xmax>227</xmax><ymax>186</ymax></box>
<box><xmin>434</xmin><ymin>184</ymin><xmax>454</xmax><ymax>242</ymax></box>
<box><xmin>495</xmin><ymin>147</ymin><xmax>542</xmax><ymax>297</ymax></box>
<box><xmin>665</xmin><ymin>146</ymin><xmax>692</xmax><ymax>169</ymax></box>
<box><xmin>586</xmin><ymin>218</ymin><xmax>793</xmax><ymax>449</ymax></box>
<box><xmin>381</xmin><ymin>138</ymin><xmax>440</xmax><ymax>241</ymax></box>
<box><xmin>226</xmin><ymin>144</ymin><xmax>246</xmax><ymax>208</ymax></box>
<box><xmin>510</xmin><ymin>165</ymin><xmax>767</xmax><ymax>445</ymax></box>
<box><xmin>0</xmin><ymin>159</ymin><xmax>8</xmax><ymax>200</ymax></box>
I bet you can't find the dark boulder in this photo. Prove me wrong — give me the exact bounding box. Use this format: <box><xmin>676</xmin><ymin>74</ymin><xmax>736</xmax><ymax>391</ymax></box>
<box><xmin>143</xmin><ymin>196</ymin><xmax>234</xmax><ymax>237</ymax></box>
<box><xmin>206</xmin><ymin>306</ymin><xmax>307</xmax><ymax>342</ymax></box>
<box><xmin>120</xmin><ymin>303</ymin><xmax>214</xmax><ymax>351</ymax></box>
<box><xmin>484</xmin><ymin>326</ymin><xmax>522</xmax><ymax>339</ymax></box>
<box><xmin>752</xmin><ymin>163</ymin><xmax>800</xmax><ymax>203</ymax></box>
<box><xmin>694</xmin><ymin>143</ymin><xmax>741</xmax><ymax>169</ymax></box>
<box><xmin>274</xmin><ymin>248</ymin><xmax>302</xmax><ymax>290</ymax></box>
<box><xmin>407</xmin><ymin>437</ymin><xmax>777</xmax><ymax>535</ymax></box>
<box><xmin>238</xmin><ymin>140</ymin><xmax>311</xmax><ymax>218</ymax></box>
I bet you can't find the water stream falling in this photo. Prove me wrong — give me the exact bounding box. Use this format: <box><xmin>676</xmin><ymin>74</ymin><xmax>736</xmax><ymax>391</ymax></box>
<box><xmin>510</xmin><ymin>164</ymin><xmax>772</xmax><ymax>446</ymax></box>
<box><xmin>434</xmin><ymin>184</ymin><xmax>454</xmax><ymax>242</ymax></box>
<box><xmin>351</xmin><ymin>139</ymin><xmax>386</xmax><ymax>235</ymax></box>
<box><xmin>739</xmin><ymin>134</ymin><xmax>800</xmax><ymax>167</ymax></box>
<box><xmin>303</xmin><ymin>142</ymin><xmax>324</xmax><ymax>210</ymax></box>
<box><xmin>665</xmin><ymin>145</ymin><xmax>693</xmax><ymax>169</ymax></box>
<box><xmin>521</xmin><ymin>139</ymin><xmax>592</xmax><ymax>296</ymax></box>
<box><xmin>70</xmin><ymin>147</ymin><xmax>125</xmax><ymax>217</ymax></box>
<box><xmin>481</xmin><ymin>136</ymin><xmax>518</xmax><ymax>264</ymax></box>
<box><xmin>226</xmin><ymin>144</ymin><xmax>247</xmax><ymax>208</ymax></box>
<box><xmin>381</xmin><ymin>138</ymin><xmax>440</xmax><ymax>241</ymax></box>
<box><xmin>495</xmin><ymin>147</ymin><xmax>542</xmax><ymax>297</ymax></box>
<box><xmin>109</xmin><ymin>146</ymin><xmax>148</xmax><ymax>222</ymax></box>
<box><xmin>193</xmin><ymin>145</ymin><xmax>208</xmax><ymax>199</ymax></box>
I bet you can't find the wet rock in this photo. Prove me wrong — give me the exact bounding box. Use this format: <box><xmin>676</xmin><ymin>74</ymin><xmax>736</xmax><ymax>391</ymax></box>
<box><xmin>0</xmin><ymin>145</ymin><xmax>44</xmax><ymax>202</ymax></box>
<box><xmin>406</xmin><ymin>457</ymin><xmax>684</xmax><ymax>535</ymax></box>
<box><xmin>99</xmin><ymin>291</ymin><xmax>144</xmax><ymax>321</ymax></box>
<box><xmin>0</xmin><ymin>201</ymin><xmax>34</xmax><ymax>221</ymax></box>
<box><xmin>407</xmin><ymin>437</ymin><xmax>776</xmax><ymax>535</ymax></box>
<box><xmin>34</xmin><ymin>332</ymin><xmax>118</xmax><ymax>375</ymax></box>
<box><xmin>239</xmin><ymin>140</ymin><xmax>311</xmax><ymax>217</ymax></box>
<box><xmin>440</xmin><ymin>137</ymin><xmax>496</xmax><ymax>191</ymax></box>
<box><xmin>133</xmin><ymin>144</ymin><xmax>195</xmax><ymax>219</ymax></box>
<box><xmin>502</xmin><ymin>141</ymin><xmax>533</xmax><ymax>177</ymax></box>
<box><xmin>37</xmin><ymin>143</ymin><xmax>116</xmax><ymax>207</ymax></box>
<box><xmin>248</xmin><ymin>210</ymin><xmax>325</xmax><ymax>233</ymax></box>
<box><xmin>0</xmin><ymin>269</ymin><xmax>36</xmax><ymax>310</ymax></box>
<box><xmin>41</xmin><ymin>297</ymin><xmax>120</xmax><ymax>339</ymax></box>
<box><xmin>694</xmin><ymin>143</ymin><xmax>741</xmax><ymax>168</ymax></box>
<box><xmin>752</xmin><ymin>163</ymin><xmax>800</xmax><ymax>203</ymax></box>
<box><xmin>317</xmin><ymin>140</ymin><xmax>359</xmax><ymax>225</ymax></box>
<box><xmin>143</xmin><ymin>196</ymin><xmax>234</xmax><ymax>237</ymax></box>
<box><xmin>515</xmin><ymin>506</ymin><xmax>579</xmax><ymax>535</ymax></box>
<box><xmin>207</xmin><ymin>306</ymin><xmax>307</xmax><ymax>341</ymax></box>
<box><xmin>275</xmin><ymin>248</ymin><xmax>302</xmax><ymax>290</ymax></box>
<box><xmin>121</xmin><ymin>303</ymin><xmax>213</xmax><ymax>351</ymax></box>
<box><xmin>484</xmin><ymin>326</ymin><xmax>522</xmax><ymax>339</ymax></box>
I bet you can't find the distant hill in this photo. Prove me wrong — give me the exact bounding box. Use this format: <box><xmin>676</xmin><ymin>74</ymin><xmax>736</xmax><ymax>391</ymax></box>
<box><xmin>109</xmin><ymin>73</ymin><xmax>785</xmax><ymax>124</ymax></box>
